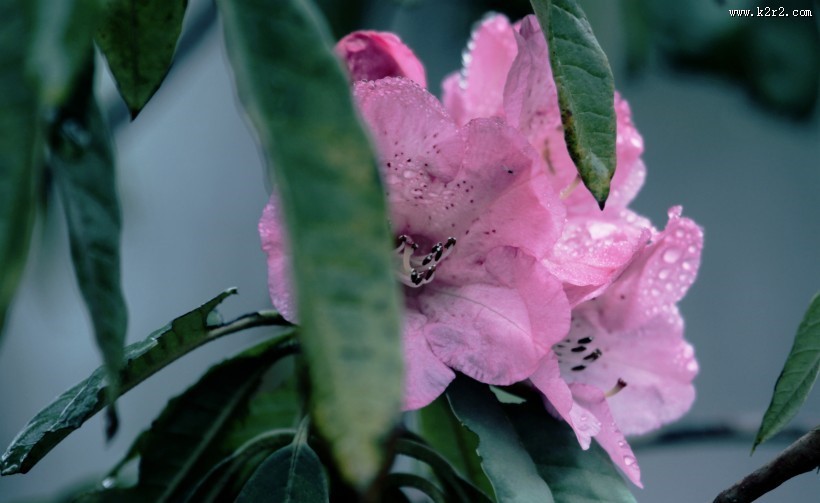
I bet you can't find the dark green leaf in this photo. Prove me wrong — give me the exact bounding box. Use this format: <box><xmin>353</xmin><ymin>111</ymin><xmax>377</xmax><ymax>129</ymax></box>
<box><xmin>531</xmin><ymin>0</ymin><xmax>616</xmax><ymax>208</ymax></box>
<box><xmin>96</xmin><ymin>0</ymin><xmax>188</xmax><ymax>117</ymax></box>
<box><xmin>447</xmin><ymin>376</ymin><xmax>554</xmax><ymax>503</ymax></box>
<box><xmin>383</xmin><ymin>473</ymin><xmax>448</xmax><ymax>503</ymax></box>
<box><xmin>217</xmin><ymin>0</ymin><xmax>403</xmax><ymax>489</ymax></box>
<box><xmin>29</xmin><ymin>0</ymin><xmax>99</xmax><ymax>106</ymax></box>
<box><xmin>418</xmin><ymin>395</ymin><xmax>495</xmax><ymax>498</ymax></box>
<box><xmin>236</xmin><ymin>422</ymin><xmax>328</xmax><ymax>503</ymax></box>
<box><xmin>0</xmin><ymin>289</ymin><xmax>291</xmax><ymax>475</ymax></box>
<box><xmin>395</xmin><ymin>438</ymin><xmax>492</xmax><ymax>503</ymax></box>
<box><xmin>50</xmin><ymin>62</ymin><xmax>127</xmax><ymax>412</ymax></box>
<box><xmin>0</xmin><ymin>0</ymin><xmax>40</xmax><ymax>342</ymax></box>
<box><xmin>103</xmin><ymin>337</ymin><xmax>298</xmax><ymax>502</ymax></box>
<box><xmin>754</xmin><ymin>292</ymin><xmax>820</xmax><ymax>450</ymax></box>
<box><xmin>504</xmin><ymin>400</ymin><xmax>637</xmax><ymax>503</ymax></box>
<box><xmin>184</xmin><ymin>430</ymin><xmax>296</xmax><ymax>503</ymax></box>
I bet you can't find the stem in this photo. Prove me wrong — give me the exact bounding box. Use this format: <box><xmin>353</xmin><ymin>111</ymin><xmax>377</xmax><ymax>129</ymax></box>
<box><xmin>713</xmin><ymin>428</ymin><xmax>820</xmax><ymax>503</ymax></box>
<box><xmin>207</xmin><ymin>310</ymin><xmax>290</xmax><ymax>339</ymax></box>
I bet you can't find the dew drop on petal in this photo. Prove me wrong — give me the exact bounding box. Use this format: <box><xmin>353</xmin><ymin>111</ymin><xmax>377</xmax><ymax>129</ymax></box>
<box><xmin>623</xmin><ymin>455</ymin><xmax>636</xmax><ymax>467</ymax></box>
<box><xmin>658</xmin><ymin>268</ymin><xmax>670</xmax><ymax>280</ymax></box>
<box><xmin>663</xmin><ymin>248</ymin><xmax>681</xmax><ymax>263</ymax></box>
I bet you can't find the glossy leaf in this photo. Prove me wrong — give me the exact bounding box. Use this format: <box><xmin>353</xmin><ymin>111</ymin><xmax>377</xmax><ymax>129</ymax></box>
<box><xmin>99</xmin><ymin>337</ymin><xmax>298</xmax><ymax>502</ymax></box>
<box><xmin>531</xmin><ymin>0</ymin><xmax>616</xmax><ymax>208</ymax></box>
<box><xmin>446</xmin><ymin>376</ymin><xmax>554</xmax><ymax>503</ymax></box>
<box><xmin>50</xmin><ymin>63</ymin><xmax>127</xmax><ymax>414</ymax></box>
<box><xmin>217</xmin><ymin>0</ymin><xmax>403</xmax><ymax>489</ymax></box>
<box><xmin>504</xmin><ymin>400</ymin><xmax>637</xmax><ymax>503</ymax></box>
<box><xmin>96</xmin><ymin>0</ymin><xmax>188</xmax><ymax>117</ymax></box>
<box><xmin>754</xmin><ymin>292</ymin><xmax>820</xmax><ymax>450</ymax></box>
<box><xmin>29</xmin><ymin>0</ymin><xmax>99</xmax><ymax>106</ymax></box>
<box><xmin>418</xmin><ymin>395</ymin><xmax>494</xmax><ymax>498</ymax></box>
<box><xmin>0</xmin><ymin>0</ymin><xmax>40</xmax><ymax>341</ymax></box>
<box><xmin>236</xmin><ymin>422</ymin><xmax>328</xmax><ymax>503</ymax></box>
<box><xmin>0</xmin><ymin>289</ymin><xmax>291</xmax><ymax>475</ymax></box>
<box><xmin>383</xmin><ymin>473</ymin><xmax>448</xmax><ymax>503</ymax></box>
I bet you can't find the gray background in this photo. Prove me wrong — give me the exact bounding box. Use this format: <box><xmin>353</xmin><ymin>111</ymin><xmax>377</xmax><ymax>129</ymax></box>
<box><xmin>1</xmin><ymin>0</ymin><xmax>818</xmax><ymax>501</ymax></box>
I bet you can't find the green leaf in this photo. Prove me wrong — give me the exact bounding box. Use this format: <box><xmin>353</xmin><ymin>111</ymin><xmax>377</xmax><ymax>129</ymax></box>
<box><xmin>754</xmin><ymin>292</ymin><xmax>820</xmax><ymax>450</ymax></box>
<box><xmin>0</xmin><ymin>289</ymin><xmax>290</xmax><ymax>475</ymax></box>
<box><xmin>418</xmin><ymin>395</ymin><xmax>495</xmax><ymax>499</ymax></box>
<box><xmin>236</xmin><ymin>420</ymin><xmax>329</xmax><ymax>503</ymax></box>
<box><xmin>217</xmin><ymin>0</ymin><xmax>403</xmax><ymax>489</ymax></box>
<box><xmin>184</xmin><ymin>430</ymin><xmax>296</xmax><ymax>503</ymax></box>
<box><xmin>29</xmin><ymin>0</ymin><xmax>99</xmax><ymax>106</ymax></box>
<box><xmin>50</xmin><ymin>62</ymin><xmax>127</xmax><ymax>414</ymax></box>
<box><xmin>101</xmin><ymin>337</ymin><xmax>298</xmax><ymax>502</ymax></box>
<box><xmin>96</xmin><ymin>0</ymin><xmax>189</xmax><ymax>117</ymax></box>
<box><xmin>395</xmin><ymin>438</ymin><xmax>492</xmax><ymax>503</ymax></box>
<box><xmin>504</xmin><ymin>400</ymin><xmax>637</xmax><ymax>503</ymax></box>
<box><xmin>0</xmin><ymin>0</ymin><xmax>40</xmax><ymax>342</ymax></box>
<box><xmin>383</xmin><ymin>473</ymin><xmax>448</xmax><ymax>503</ymax></box>
<box><xmin>446</xmin><ymin>376</ymin><xmax>554</xmax><ymax>503</ymax></box>
<box><xmin>531</xmin><ymin>0</ymin><xmax>616</xmax><ymax>208</ymax></box>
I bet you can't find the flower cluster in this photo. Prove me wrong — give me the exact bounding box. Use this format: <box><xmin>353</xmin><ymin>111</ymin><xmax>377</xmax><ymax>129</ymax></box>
<box><xmin>260</xmin><ymin>14</ymin><xmax>703</xmax><ymax>487</ymax></box>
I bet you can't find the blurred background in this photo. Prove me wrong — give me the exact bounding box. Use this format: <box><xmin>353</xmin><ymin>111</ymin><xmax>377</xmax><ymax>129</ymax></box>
<box><xmin>1</xmin><ymin>0</ymin><xmax>818</xmax><ymax>501</ymax></box>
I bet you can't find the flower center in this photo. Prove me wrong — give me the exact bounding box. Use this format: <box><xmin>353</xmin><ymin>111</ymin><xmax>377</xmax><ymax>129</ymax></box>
<box><xmin>394</xmin><ymin>234</ymin><xmax>456</xmax><ymax>288</ymax></box>
<box><xmin>553</xmin><ymin>335</ymin><xmax>604</xmax><ymax>372</ymax></box>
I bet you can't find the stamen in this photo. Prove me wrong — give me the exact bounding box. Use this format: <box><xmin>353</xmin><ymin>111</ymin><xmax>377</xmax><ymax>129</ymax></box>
<box><xmin>570</xmin><ymin>346</ymin><xmax>587</xmax><ymax>353</ymax></box>
<box><xmin>583</xmin><ymin>349</ymin><xmax>602</xmax><ymax>361</ymax></box>
<box><xmin>577</xmin><ymin>336</ymin><xmax>593</xmax><ymax>344</ymax></box>
<box><xmin>605</xmin><ymin>379</ymin><xmax>627</xmax><ymax>398</ymax></box>
<box><xmin>560</xmin><ymin>175</ymin><xmax>581</xmax><ymax>200</ymax></box>
<box><xmin>394</xmin><ymin>235</ymin><xmax>456</xmax><ymax>288</ymax></box>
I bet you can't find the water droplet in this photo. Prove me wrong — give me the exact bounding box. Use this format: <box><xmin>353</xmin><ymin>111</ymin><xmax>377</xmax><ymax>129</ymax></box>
<box><xmin>662</xmin><ymin>248</ymin><xmax>681</xmax><ymax>263</ymax></box>
<box><xmin>650</xmin><ymin>288</ymin><xmax>660</xmax><ymax>297</ymax></box>
<box><xmin>658</xmin><ymin>268</ymin><xmax>670</xmax><ymax>280</ymax></box>
<box><xmin>623</xmin><ymin>455</ymin><xmax>636</xmax><ymax>467</ymax></box>
<box><xmin>102</xmin><ymin>477</ymin><xmax>116</xmax><ymax>489</ymax></box>
<box><xmin>402</xmin><ymin>170</ymin><xmax>415</xmax><ymax>179</ymax></box>
<box><xmin>617</xmin><ymin>440</ymin><xmax>626</xmax><ymax>448</ymax></box>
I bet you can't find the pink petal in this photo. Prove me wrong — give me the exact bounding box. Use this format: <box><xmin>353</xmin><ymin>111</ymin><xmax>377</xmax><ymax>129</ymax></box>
<box><xmin>420</xmin><ymin>247</ymin><xmax>569</xmax><ymax>385</ymax></box>
<box><xmin>259</xmin><ymin>196</ymin><xmax>297</xmax><ymax>322</ymax></box>
<box><xmin>601</xmin><ymin>206</ymin><xmax>704</xmax><ymax>331</ymax></box>
<box><xmin>441</xmin><ymin>14</ymin><xmax>518</xmax><ymax>125</ymax></box>
<box><xmin>402</xmin><ymin>310</ymin><xmax>456</xmax><ymax>410</ymax></box>
<box><xmin>545</xmin><ymin>211</ymin><xmax>651</xmax><ymax>306</ymax></box>
<box><xmin>335</xmin><ymin>31</ymin><xmax>426</xmax><ymax>87</ymax></box>
<box><xmin>530</xmin><ymin>354</ymin><xmax>601</xmax><ymax>449</ymax></box>
<box><xmin>567</xmin><ymin>304</ymin><xmax>698</xmax><ymax>435</ymax></box>
<box><xmin>570</xmin><ymin>383</ymin><xmax>643</xmax><ymax>487</ymax></box>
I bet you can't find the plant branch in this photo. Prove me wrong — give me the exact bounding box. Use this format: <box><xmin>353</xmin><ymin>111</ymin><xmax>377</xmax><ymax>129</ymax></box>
<box><xmin>713</xmin><ymin>427</ymin><xmax>820</xmax><ymax>503</ymax></box>
<box><xmin>207</xmin><ymin>310</ymin><xmax>290</xmax><ymax>339</ymax></box>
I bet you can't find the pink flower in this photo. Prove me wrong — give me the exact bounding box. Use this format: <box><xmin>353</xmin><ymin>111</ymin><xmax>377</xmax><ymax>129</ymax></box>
<box><xmin>260</xmin><ymin>36</ymin><xmax>571</xmax><ymax>410</ymax></box>
<box><xmin>446</xmin><ymin>14</ymin><xmax>705</xmax><ymax>486</ymax></box>
<box><xmin>335</xmin><ymin>31</ymin><xmax>426</xmax><ymax>87</ymax></box>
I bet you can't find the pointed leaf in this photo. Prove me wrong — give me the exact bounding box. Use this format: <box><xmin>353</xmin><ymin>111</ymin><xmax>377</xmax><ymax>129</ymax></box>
<box><xmin>236</xmin><ymin>424</ymin><xmax>329</xmax><ymax>503</ymax></box>
<box><xmin>96</xmin><ymin>0</ymin><xmax>189</xmax><ymax>117</ymax></box>
<box><xmin>0</xmin><ymin>289</ymin><xmax>290</xmax><ymax>475</ymax></box>
<box><xmin>754</xmin><ymin>292</ymin><xmax>820</xmax><ymax>450</ymax></box>
<box><xmin>418</xmin><ymin>396</ymin><xmax>494</xmax><ymax>498</ymax></box>
<box><xmin>105</xmin><ymin>337</ymin><xmax>298</xmax><ymax>502</ymax></box>
<box><xmin>50</xmin><ymin>62</ymin><xmax>127</xmax><ymax>411</ymax></box>
<box><xmin>531</xmin><ymin>0</ymin><xmax>616</xmax><ymax>208</ymax></box>
<box><xmin>217</xmin><ymin>0</ymin><xmax>403</xmax><ymax>489</ymax></box>
<box><xmin>29</xmin><ymin>0</ymin><xmax>99</xmax><ymax>106</ymax></box>
<box><xmin>504</xmin><ymin>400</ymin><xmax>637</xmax><ymax>503</ymax></box>
<box><xmin>0</xmin><ymin>0</ymin><xmax>40</xmax><ymax>341</ymax></box>
<box><xmin>446</xmin><ymin>376</ymin><xmax>554</xmax><ymax>503</ymax></box>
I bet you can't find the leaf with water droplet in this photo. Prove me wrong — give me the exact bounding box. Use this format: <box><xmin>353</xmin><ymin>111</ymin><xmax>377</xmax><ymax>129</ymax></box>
<box><xmin>531</xmin><ymin>0</ymin><xmax>616</xmax><ymax>208</ymax></box>
<box><xmin>503</xmin><ymin>398</ymin><xmax>637</xmax><ymax>502</ymax></box>
<box><xmin>754</xmin><ymin>292</ymin><xmax>820</xmax><ymax>451</ymax></box>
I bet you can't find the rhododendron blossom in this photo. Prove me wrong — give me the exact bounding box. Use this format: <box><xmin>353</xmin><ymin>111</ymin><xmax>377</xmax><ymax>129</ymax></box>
<box><xmin>261</xmin><ymin>32</ymin><xmax>570</xmax><ymax>411</ymax></box>
<box><xmin>261</xmin><ymin>16</ymin><xmax>703</xmax><ymax>488</ymax></box>
<box><xmin>444</xmin><ymin>14</ymin><xmax>704</xmax><ymax>487</ymax></box>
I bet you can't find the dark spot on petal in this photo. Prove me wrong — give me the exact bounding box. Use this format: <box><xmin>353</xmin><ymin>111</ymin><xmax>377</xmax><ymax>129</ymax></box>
<box><xmin>578</xmin><ymin>337</ymin><xmax>593</xmax><ymax>344</ymax></box>
<box><xmin>571</xmin><ymin>365</ymin><xmax>586</xmax><ymax>371</ymax></box>
<box><xmin>570</xmin><ymin>346</ymin><xmax>587</xmax><ymax>353</ymax></box>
